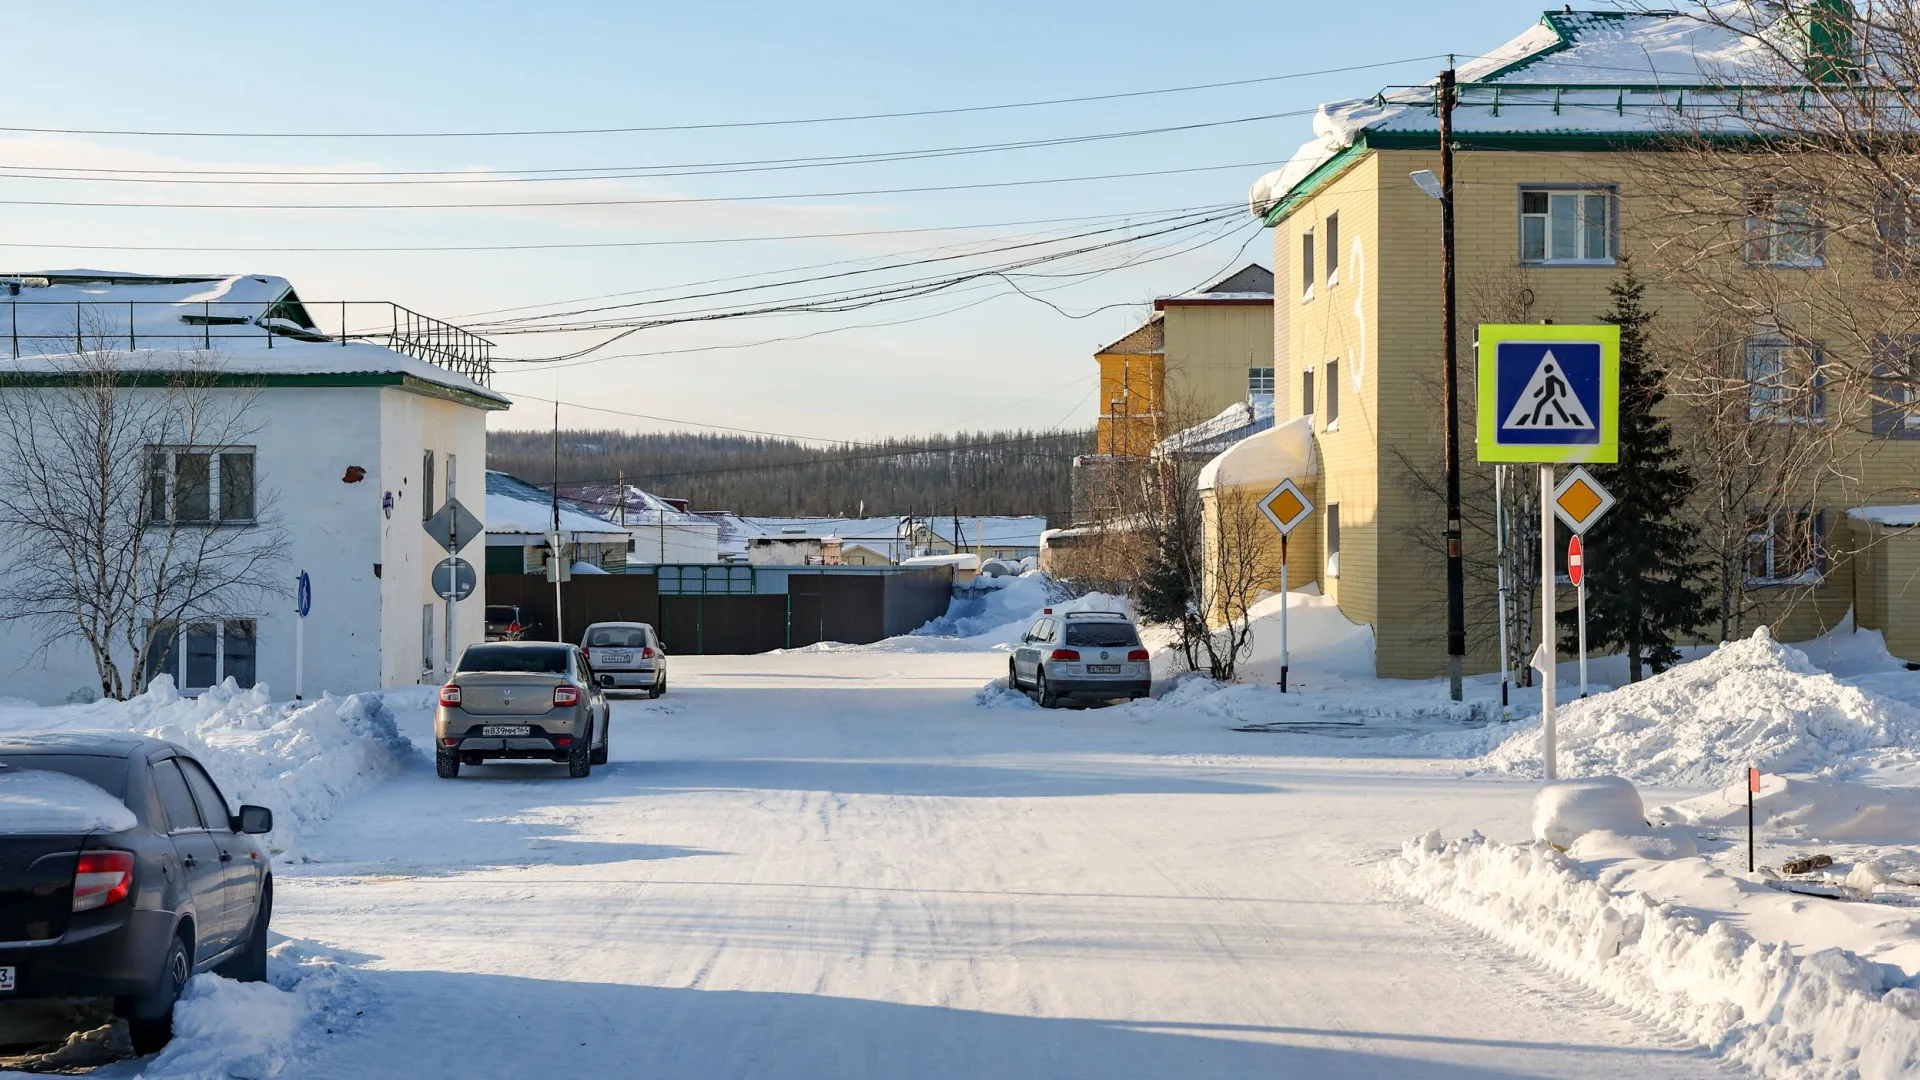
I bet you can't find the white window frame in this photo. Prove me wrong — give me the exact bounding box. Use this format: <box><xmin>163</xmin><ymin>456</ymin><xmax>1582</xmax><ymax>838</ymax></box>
<box><xmin>1746</xmin><ymin>509</ymin><xmax>1826</xmax><ymax>587</ymax></box>
<box><xmin>1247</xmin><ymin>366</ymin><xmax>1275</xmax><ymax>398</ymax></box>
<box><xmin>146</xmin><ymin>618</ymin><xmax>257</xmax><ymax>693</ymax></box>
<box><xmin>1300</xmin><ymin>228</ymin><xmax>1316</xmax><ymax>302</ymax></box>
<box><xmin>1746</xmin><ymin>336</ymin><xmax>1828</xmax><ymax>423</ymax></box>
<box><xmin>1745</xmin><ymin>190</ymin><xmax>1824</xmax><ymax>268</ymax></box>
<box><xmin>147</xmin><ymin>445</ymin><xmax>257</xmax><ymax>526</ymax></box>
<box><xmin>1519</xmin><ymin>185</ymin><xmax>1617</xmax><ymax>265</ymax></box>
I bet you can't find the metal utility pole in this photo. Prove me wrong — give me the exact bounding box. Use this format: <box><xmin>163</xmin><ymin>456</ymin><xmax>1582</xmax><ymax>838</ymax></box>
<box><xmin>1439</xmin><ymin>64</ymin><xmax>1466</xmax><ymax>702</ymax></box>
<box><xmin>551</xmin><ymin>399</ymin><xmax>564</xmax><ymax>642</ymax></box>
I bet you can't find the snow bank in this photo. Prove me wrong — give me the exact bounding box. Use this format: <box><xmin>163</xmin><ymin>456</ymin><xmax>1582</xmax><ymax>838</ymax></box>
<box><xmin>1666</xmin><ymin>775</ymin><xmax>1920</xmax><ymax>847</ymax></box>
<box><xmin>0</xmin><ymin>768</ymin><xmax>137</xmax><ymax>834</ymax></box>
<box><xmin>1481</xmin><ymin>629</ymin><xmax>1920</xmax><ymax>785</ymax></box>
<box><xmin>914</xmin><ymin>575</ymin><xmax>1125</xmax><ymax>646</ymax></box>
<box><xmin>1390</xmin><ymin>831</ymin><xmax>1920</xmax><ymax>1079</ymax></box>
<box><xmin>142</xmin><ymin>940</ymin><xmax>355</xmax><ymax>1080</ymax></box>
<box><xmin>0</xmin><ymin>680</ymin><xmax>414</xmax><ymax>848</ymax></box>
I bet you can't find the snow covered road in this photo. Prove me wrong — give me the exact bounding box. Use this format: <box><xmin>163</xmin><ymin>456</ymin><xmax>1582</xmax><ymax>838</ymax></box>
<box><xmin>270</xmin><ymin>649</ymin><xmax>1741</xmax><ymax>1078</ymax></box>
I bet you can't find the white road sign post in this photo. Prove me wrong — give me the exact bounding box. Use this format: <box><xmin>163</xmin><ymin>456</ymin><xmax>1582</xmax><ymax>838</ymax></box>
<box><xmin>1551</xmin><ymin>467</ymin><xmax>1615</xmax><ymax>702</ymax></box>
<box><xmin>1479</xmin><ymin>324</ymin><xmax>1620</xmax><ymax>782</ymax></box>
<box><xmin>1257</xmin><ymin>478</ymin><xmax>1314</xmax><ymax>693</ymax></box>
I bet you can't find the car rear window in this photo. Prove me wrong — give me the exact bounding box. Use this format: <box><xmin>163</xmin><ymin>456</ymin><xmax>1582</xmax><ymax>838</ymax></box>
<box><xmin>0</xmin><ymin>753</ymin><xmax>130</xmax><ymax>799</ymax></box>
<box><xmin>1064</xmin><ymin>622</ymin><xmax>1139</xmax><ymax>648</ymax></box>
<box><xmin>458</xmin><ymin>645</ymin><xmax>569</xmax><ymax>673</ymax></box>
<box><xmin>585</xmin><ymin>626</ymin><xmax>647</xmax><ymax>648</ymax></box>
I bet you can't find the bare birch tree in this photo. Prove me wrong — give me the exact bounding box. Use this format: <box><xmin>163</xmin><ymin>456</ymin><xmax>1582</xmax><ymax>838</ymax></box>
<box><xmin>0</xmin><ymin>340</ymin><xmax>285</xmax><ymax>699</ymax></box>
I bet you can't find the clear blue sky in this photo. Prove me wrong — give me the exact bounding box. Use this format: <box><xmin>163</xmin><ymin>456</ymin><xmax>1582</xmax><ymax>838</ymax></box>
<box><xmin>0</xmin><ymin>1</ymin><xmax>1557</xmax><ymax>440</ymax></box>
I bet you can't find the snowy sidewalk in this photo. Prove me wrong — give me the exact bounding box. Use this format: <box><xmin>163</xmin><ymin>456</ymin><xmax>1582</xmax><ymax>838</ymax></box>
<box><xmin>256</xmin><ymin>649</ymin><xmax>1738</xmax><ymax>1079</ymax></box>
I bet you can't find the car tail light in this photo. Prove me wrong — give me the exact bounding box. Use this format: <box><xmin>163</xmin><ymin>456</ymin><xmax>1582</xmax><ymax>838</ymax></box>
<box><xmin>441</xmin><ymin>737</ymin><xmax>457</xmax><ymax>747</ymax></box>
<box><xmin>439</xmin><ymin>684</ymin><xmax>462</xmax><ymax>707</ymax></box>
<box><xmin>553</xmin><ymin>735</ymin><xmax>573</xmax><ymax>746</ymax></box>
<box><xmin>1127</xmin><ymin>649</ymin><xmax>1150</xmax><ymax>661</ymax></box>
<box><xmin>641</xmin><ymin>647</ymin><xmax>655</xmax><ymax>658</ymax></box>
<box><xmin>1049</xmin><ymin>649</ymin><xmax>1080</xmax><ymax>661</ymax></box>
<box><xmin>553</xmin><ymin>686</ymin><xmax>581</xmax><ymax>707</ymax></box>
<box><xmin>72</xmin><ymin>850</ymin><xmax>134</xmax><ymax>912</ymax></box>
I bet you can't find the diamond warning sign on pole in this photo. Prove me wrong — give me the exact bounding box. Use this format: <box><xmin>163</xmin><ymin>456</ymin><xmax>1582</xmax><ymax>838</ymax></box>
<box><xmin>1551</xmin><ymin>466</ymin><xmax>1615</xmax><ymax>534</ymax></box>
<box><xmin>1476</xmin><ymin>323</ymin><xmax>1620</xmax><ymax>463</ymax></box>
<box><xmin>1257</xmin><ymin>477</ymin><xmax>1314</xmax><ymax>535</ymax></box>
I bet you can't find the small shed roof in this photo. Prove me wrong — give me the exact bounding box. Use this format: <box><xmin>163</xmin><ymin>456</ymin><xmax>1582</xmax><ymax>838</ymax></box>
<box><xmin>486</xmin><ymin>470</ymin><xmax>629</xmax><ymax>539</ymax></box>
<box><xmin>1196</xmin><ymin>415</ymin><xmax>1317</xmax><ymax>492</ymax></box>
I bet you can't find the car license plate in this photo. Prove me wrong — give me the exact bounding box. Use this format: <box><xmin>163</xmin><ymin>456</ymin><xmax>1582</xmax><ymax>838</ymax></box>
<box><xmin>602</xmin><ymin>652</ymin><xmax>631</xmax><ymax>664</ymax></box>
<box><xmin>1087</xmin><ymin>664</ymin><xmax>1121</xmax><ymax>674</ymax></box>
<box><xmin>0</xmin><ymin>965</ymin><xmax>14</xmax><ymax>992</ymax></box>
<box><xmin>482</xmin><ymin>726</ymin><xmax>531</xmax><ymax>737</ymax></box>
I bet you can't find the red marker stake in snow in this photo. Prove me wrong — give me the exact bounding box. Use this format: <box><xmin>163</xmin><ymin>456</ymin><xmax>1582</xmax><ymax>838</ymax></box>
<box><xmin>1748</xmin><ymin>765</ymin><xmax>1760</xmax><ymax>872</ymax></box>
<box><xmin>1569</xmin><ymin>536</ymin><xmax>1587</xmax><ymax>697</ymax></box>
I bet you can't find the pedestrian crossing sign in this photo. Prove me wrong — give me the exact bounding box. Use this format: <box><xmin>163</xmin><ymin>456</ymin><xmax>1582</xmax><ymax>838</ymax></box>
<box><xmin>1476</xmin><ymin>323</ymin><xmax>1620</xmax><ymax>463</ymax></box>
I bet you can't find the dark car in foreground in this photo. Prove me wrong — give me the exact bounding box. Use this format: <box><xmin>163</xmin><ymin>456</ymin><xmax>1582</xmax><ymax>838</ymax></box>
<box><xmin>436</xmin><ymin>641</ymin><xmax>611</xmax><ymax>778</ymax></box>
<box><xmin>0</xmin><ymin>734</ymin><xmax>273</xmax><ymax>1054</ymax></box>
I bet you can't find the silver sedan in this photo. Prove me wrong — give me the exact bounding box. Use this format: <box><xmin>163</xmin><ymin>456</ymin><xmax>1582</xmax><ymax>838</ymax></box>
<box><xmin>435</xmin><ymin>641</ymin><xmax>610</xmax><ymax>779</ymax></box>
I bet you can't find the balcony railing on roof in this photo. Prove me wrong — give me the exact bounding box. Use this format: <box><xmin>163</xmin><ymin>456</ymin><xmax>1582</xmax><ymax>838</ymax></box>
<box><xmin>1</xmin><ymin>299</ymin><xmax>494</xmax><ymax>386</ymax></box>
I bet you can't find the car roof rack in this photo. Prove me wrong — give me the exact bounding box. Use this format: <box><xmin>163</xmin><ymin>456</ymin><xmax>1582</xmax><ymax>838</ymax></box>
<box><xmin>1063</xmin><ymin>611</ymin><xmax>1130</xmax><ymax>619</ymax></box>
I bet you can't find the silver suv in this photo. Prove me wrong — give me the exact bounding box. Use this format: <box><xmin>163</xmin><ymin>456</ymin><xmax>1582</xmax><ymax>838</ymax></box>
<box><xmin>582</xmin><ymin>622</ymin><xmax>667</xmax><ymax>697</ymax></box>
<box><xmin>1009</xmin><ymin>610</ymin><xmax>1151</xmax><ymax>707</ymax></box>
<box><xmin>435</xmin><ymin>642</ymin><xmax>610</xmax><ymax>779</ymax></box>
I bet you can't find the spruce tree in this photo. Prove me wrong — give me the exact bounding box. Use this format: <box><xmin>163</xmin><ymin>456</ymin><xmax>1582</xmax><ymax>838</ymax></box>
<box><xmin>1560</xmin><ymin>262</ymin><xmax>1717</xmax><ymax>681</ymax></box>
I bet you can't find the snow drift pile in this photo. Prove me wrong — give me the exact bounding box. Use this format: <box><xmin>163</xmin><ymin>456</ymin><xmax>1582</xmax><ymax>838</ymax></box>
<box><xmin>915</xmin><ymin>574</ymin><xmax>1127</xmax><ymax>646</ymax></box>
<box><xmin>141</xmin><ymin>941</ymin><xmax>356</xmax><ymax>1080</ymax></box>
<box><xmin>1481</xmin><ymin>628</ymin><xmax>1920</xmax><ymax>784</ymax></box>
<box><xmin>1666</xmin><ymin>774</ymin><xmax>1920</xmax><ymax>847</ymax></box>
<box><xmin>0</xmin><ymin>679</ymin><xmax>413</xmax><ymax>847</ymax></box>
<box><xmin>1389</xmin><ymin>830</ymin><xmax>1920</xmax><ymax>1079</ymax></box>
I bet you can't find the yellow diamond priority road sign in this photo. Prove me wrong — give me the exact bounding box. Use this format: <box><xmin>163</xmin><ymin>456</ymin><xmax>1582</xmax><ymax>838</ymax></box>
<box><xmin>1551</xmin><ymin>466</ymin><xmax>1615</xmax><ymax>535</ymax></box>
<box><xmin>1258</xmin><ymin>478</ymin><xmax>1314</xmax><ymax>535</ymax></box>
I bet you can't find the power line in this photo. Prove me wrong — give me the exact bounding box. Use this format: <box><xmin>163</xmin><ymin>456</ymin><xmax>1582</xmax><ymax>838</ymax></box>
<box><xmin>0</xmin><ymin>56</ymin><xmax>1449</xmax><ymax>139</ymax></box>
<box><xmin>0</xmin><ymin>113</ymin><xmax>1308</xmax><ymax>186</ymax></box>
<box><xmin>0</xmin><ymin>203</ymin><xmax>1233</xmax><ymax>254</ymax></box>
<box><xmin>0</xmin><ymin>159</ymin><xmax>1290</xmax><ymax>211</ymax></box>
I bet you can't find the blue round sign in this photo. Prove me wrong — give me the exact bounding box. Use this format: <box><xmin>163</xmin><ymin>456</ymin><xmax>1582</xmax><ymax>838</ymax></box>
<box><xmin>296</xmin><ymin>570</ymin><xmax>312</xmax><ymax>618</ymax></box>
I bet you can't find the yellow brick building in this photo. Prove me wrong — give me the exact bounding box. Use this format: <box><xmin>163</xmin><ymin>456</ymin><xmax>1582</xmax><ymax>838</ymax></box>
<box><xmin>1222</xmin><ymin>7</ymin><xmax>1920</xmax><ymax>677</ymax></box>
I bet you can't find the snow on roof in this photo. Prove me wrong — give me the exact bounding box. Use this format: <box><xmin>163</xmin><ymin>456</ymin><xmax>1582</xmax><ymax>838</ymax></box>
<box><xmin>559</xmin><ymin>483</ymin><xmax>713</xmax><ymax>529</ymax></box>
<box><xmin>900</xmin><ymin>553</ymin><xmax>980</xmax><ymax>570</ymax></box>
<box><xmin>1251</xmin><ymin>7</ymin><xmax>1813</xmax><ymax>218</ymax></box>
<box><xmin>485</xmin><ymin>470</ymin><xmax>629</xmax><ymax>538</ymax></box>
<box><xmin>1159</xmin><ymin>395</ymin><xmax>1275</xmax><ymax>457</ymax></box>
<box><xmin>1848</xmin><ymin>504</ymin><xmax>1920</xmax><ymax>527</ymax></box>
<box><xmin>1196</xmin><ymin>415</ymin><xmax>1317</xmax><ymax>492</ymax></box>
<box><xmin>0</xmin><ymin>271</ymin><xmax>507</xmax><ymax>406</ymax></box>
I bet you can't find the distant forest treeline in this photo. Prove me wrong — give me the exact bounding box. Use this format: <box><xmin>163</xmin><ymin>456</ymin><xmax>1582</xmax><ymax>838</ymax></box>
<box><xmin>486</xmin><ymin>427</ymin><xmax>1094</xmax><ymax>518</ymax></box>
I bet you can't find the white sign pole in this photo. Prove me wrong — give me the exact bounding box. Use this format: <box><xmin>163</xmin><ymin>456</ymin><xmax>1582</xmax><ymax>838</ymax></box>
<box><xmin>1495</xmin><ymin>464</ymin><xmax>1510</xmax><ymax>718</ymax></box>
<box><xmin>1540</xmin><ymin>464</ymin><xmax>1558</xmax><ymax>780</ymax></box>
<box><xmin>1577</xmin><ymin>567</ymin><xmax>1589</xmax><ymax>698</ymax></box>
<box><xmin>1279</xmin><ymin>534</ymin><xmax>1290</xmax><ymax>692</ymax></box>
<box><xmin>295</xmin><ymin>608</ymin><xmax>305</xmax><ymax>701</ymax></box>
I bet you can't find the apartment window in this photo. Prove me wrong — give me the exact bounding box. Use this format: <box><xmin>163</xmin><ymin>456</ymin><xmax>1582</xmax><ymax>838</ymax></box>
<box><xmin>1301</xmin><ymin>229</ymin><xmax>1316</xmax><ymax>300</ymax></box>
<box><xmin>1872</xmin><ymin>335</ymin><xmax>1920</xmax><ymax>437</ymax></box>
<box><xmin>1520</xmin><ymin>187</ymin><xmax>1614</xmax><ymax>264</ymax></box>
<box><xmin>1324</xmin><ymin>359</ymin><xmax>1340</xmax><ymax>426</ymax></box>
<box><xmin>1301</xmin><ymin>368</ymin><xmax>1315</xmax><ymax>415</ymax></box>
<box><xmin>1746</xmin><ymin>336</ymin><xmax>1827</xmax><ymax>422</ymax></box>
<box><xmin>1745</xmin><ymin>190</ymin><xmax>1824</xmax><ymax>267</ymax></box>
<box><xmin>422</xmin><ymin>450</ymin><xmax>437</xmax><ymax>521</ymax></box>
<box><xmin>1325</xmin><ymin>213</ymin><xmax>1340</xmax><ymax>284</ymax></box>
<box><xmin>147</xmin><ymin>447</ymin><xmax>255</xmax><ymax>524</ymax></box>
<box><xmin>1747</xmin><ymin>510</ymin><xmax>1826</xmax><ymax>586</ymax></box>
<box><xmin>1247</xmin><ymin>367</ymin><xmax>1275</xmax><ymax>397</ymax></box>
<box><xmin>143</xmin><ymin>619</ymin><xmax>256</xmax><ymax>692</ymax></box>
<box><xmin>1325</xmin><ymin>503</ymin><xmax>1341</xmax><ymax>578</ymax></box>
